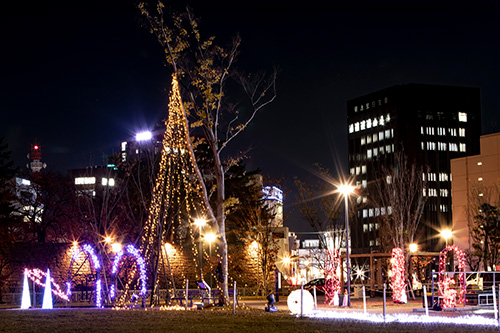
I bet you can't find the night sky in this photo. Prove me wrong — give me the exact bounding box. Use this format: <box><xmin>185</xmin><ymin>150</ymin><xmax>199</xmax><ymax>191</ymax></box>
<box><xmin>2</xmin><ymin>0</ymin><xmax>500</xmax><ymax>233</ymax></box>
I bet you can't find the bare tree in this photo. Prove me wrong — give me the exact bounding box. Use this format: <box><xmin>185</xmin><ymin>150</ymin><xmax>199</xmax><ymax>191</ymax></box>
<box><xmin>464</xmin><ymin>184</ymin><xmax>500</xmax><ymax>271</ymax></box>
<box><xmin>373</xmin><ymin>152</ymin><xmax>428</xmax><ymax>277</ymax></box>
<box><xmin>139</xmin><ymin>2</ymin><xmax>277</xmax><ymax>303</ymax></box>
<box><xmin>293</xmin><ymin>165</ymin><xmax>343</xmax><ymax>251</ymax></box>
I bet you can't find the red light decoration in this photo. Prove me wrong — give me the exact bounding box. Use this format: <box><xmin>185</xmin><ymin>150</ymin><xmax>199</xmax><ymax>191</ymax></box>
<box><xmin>324</xmin><ymin>249</ymin><xmax>341</xmax><ymax>305</ymax></box>
<box><xmin>33</xmin><ymin>145</ymin><xmax>39</xmax><ymax>150</ymax></box>
<box><xmin>439</xmin><ymin>245</ymin><xmax>466</xmax><ymax>308</ymax></box>
<box><xmin>390</xmin><ymin>247</ymin><xmax>406</xmax><ymax>303</ymax></box>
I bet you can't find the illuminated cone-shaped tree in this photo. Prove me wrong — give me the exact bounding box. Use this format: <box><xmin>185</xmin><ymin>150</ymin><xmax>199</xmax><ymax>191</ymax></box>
<box><xmin>42</xmin><ymin>268</ymin><xmax>53</xmax><ymax>309</ymax></box>
<box><xmin>21</xmin><ymin>269</ymin><xmax>31</xmax><ymax>309</ymax></box>
<box><xmin>140</xmin><ymin>75</ymin><xmax>216</xmax><ymax>306</ymax></box>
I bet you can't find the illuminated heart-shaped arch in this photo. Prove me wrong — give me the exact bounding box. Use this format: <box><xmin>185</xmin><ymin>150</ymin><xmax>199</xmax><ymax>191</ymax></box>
<box><xmin>439</xmin><ymin>245</ymin><xmax>466</xmax><ymax>308</ymax></box>
<box><xmin>110</xmin><ymin>245</ymin><xmax>147</xmax><ymax>305</ymax></box>
<box><xmin>67</xmin><ymin>244</ymin><xmax>103</xmax><ymax>307</ymax></box>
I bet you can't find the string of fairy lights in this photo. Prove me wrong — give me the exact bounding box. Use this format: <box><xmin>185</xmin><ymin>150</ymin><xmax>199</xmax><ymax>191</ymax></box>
<box><xmin>139</xmin><ymin>75</ymin><xmax>214</xmax><ymax>305</ymax></box>
<box><xmin>389</xmin><ymin>247</ymin><xmax>406</xmax><ymax>303</ymax></box>
<box><xmin>439</xmin><ymin>245</ymin><xmax>466</xmax><ymax>308</ymax></box>
<box><xmin>324</xmin><ymin>249</ymin><xmax>341</xmax><ymax>305</ymax></box>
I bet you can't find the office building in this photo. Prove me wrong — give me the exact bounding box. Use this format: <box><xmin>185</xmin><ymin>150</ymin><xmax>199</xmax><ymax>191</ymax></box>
<box><xmin>347</xmin><ymin>84</ymin><xmax>481</xmax><ymax>253</ymax></box>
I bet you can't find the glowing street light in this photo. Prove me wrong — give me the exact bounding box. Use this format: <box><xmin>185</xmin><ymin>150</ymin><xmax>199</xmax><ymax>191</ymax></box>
<box><xmin>111</xmin><ymin>243</ymin><xmax>122</xmax><ymax>253</ymax></box>
<box><xmin>409</xmin><ymin>243</ymin><xmax>418</xmax><ymax>253</ymax></box>
<box><xmin>194</xmin><ymin>218</ymin><xmax>207</xmax><ymax>280</ymax></box>
<box><xmin>135</xmin><ymin>131</ymin><xmax>152</xmax><ymax>142</ymax></box>
<box><xmin>441</xmin><ymin>229</ymin><xmax>452</xmax><ymax>247</ymax></box>
<box><xmin>337</xmin><ymin>182</ymin><xmax>355</xmax><ymax>307</ymax></box>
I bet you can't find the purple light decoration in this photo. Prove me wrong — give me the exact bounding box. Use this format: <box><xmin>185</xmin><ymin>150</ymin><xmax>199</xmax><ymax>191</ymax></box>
<box><xmin>68</xmin><ymin>243</ymin><xmax>103</xmax><ymax>307</ymax></box>
<box><xmin>110</xmin><ymin>245</ymin><xmax>148</xmax><ymax>304</ymax></box>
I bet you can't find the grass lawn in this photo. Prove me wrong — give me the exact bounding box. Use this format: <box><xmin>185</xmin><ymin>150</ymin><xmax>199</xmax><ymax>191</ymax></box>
<box><xmin>0</xmin><ymin>306</ymin><xmax>498</xmax><ymax>333</ymax></box>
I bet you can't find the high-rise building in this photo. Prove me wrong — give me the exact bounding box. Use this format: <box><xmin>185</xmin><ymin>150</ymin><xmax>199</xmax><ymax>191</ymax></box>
<box><xmin>347</xmin><ymin>84</ymin><xmax>481</xmax><ymax>253</ymax></box>
<box><xmin>451</xmin><ymin>132</ymin><xmax>500</xmax><ymax>261</ymax></box>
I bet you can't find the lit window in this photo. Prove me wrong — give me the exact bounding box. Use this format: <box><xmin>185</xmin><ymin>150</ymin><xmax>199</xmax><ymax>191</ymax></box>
<box><xmin>379</xmin><ymin>116</ymin><xmax>385</xmax><ymax>126</ymax></box>
<box><xmin>373</xmin><ymin>148</ymin><xmax>378</xmax><ymax>157</ymax></box>
<box><xmin>360</xmin><ymin>105</ymin><xmax>364</xmax><ymax>111</ymax></box>
<box><xmin>379</xmin><ymin>132</ymin><xmax>384</xmax><ymax>140</ymax></box>
<box><xmin>362</xmin><ymin>180</ymin><xmax>367</xmax><ymax>188</ymax></box>
<box><xmin>349</xmin><ymin>124</ymin><xmax>354</xmax><ymax>133</ymax></box>
<box><xmin>361</xmin><ymin>165</ymin><xmax>367</xmax><ymax>174</ymax></box>
<box><xmin>367</xmin><ymin>149</ymin><xmax>372</xmax><ymax>159</ymax></box>
<box><xmin>460</xmin><ymin>143</ymin><xmax>466</xmax><ymax>152</ymax></box>
<box><xmin>381</xmin><ymin>207</ymin><xmax>386</xmax><ymax>215</ymax></box>
<box><xmin>369</xmin><ymin>209</ymin><xmax>374</xmax><ymax>217</ymax></box>
<box><xmin>386</xmin><ymin>114</ymin><xmax>390</xmax><ymax>122</ymax></box>
<box><xmin>361</xmin><ymin>137</ymin><xmax>366</xmax><ymax>145</ymax></box>
<box><xmin>75</xmin><ymin>177</ymin><xmax>96</xmax><ymax>185</ymax></box>
<box><xmin>440</xmin><ymin>189</ymin><xmax>448</xmax><ymax>197</ymax></box>
<box><xmin>421</xmin><ymin>126</ymin><xmax>424</xmax><ymax>135</ymax></box>
<box><xmin>479</xmin><ymin>193</ymin><xmax>484</xmax><ymax>197</ymax></box>
<box><xmin>366</xmin><ymin>119</ymin><xmax>372</xmax><ymax>128</ymax></box>
<box><xmin>355</xmin><ymin>122</ymin><xmax>360</xmax><ymax>132</ymax></box>
<box><xmin>373</xmin><ymin>118</ymin><xmax>378</xmax><ymax>127</ymax></box>
<box><xmin>360</xmin><ymin>120</ymin><xmax>366</xmax><ymax>131</ymax></box>
<box><xmin>459</xmin><ymin>128</ymin><xmax>465</xmax><ymax>137</ymax></box>
<box><xmin>121</xmin><ymin>141</ymin><xmax>127</xmax><ymax>151</ymax></box>
<box><xmin>386</xmin><ymin>145</ymin><xmax>391</xmax><ymax>153</ymax></box>
<box><xmin>386</xmin><ymin>175</ymin><xmax>392</xmax><ymax>184</ymax></box>
<box><xmin>384</xmin><ymin>97</ymin><xmax>388</xmax><ymax>103</ymax></box>
<box><xmin>367</xmin><ymin>135</ymin><xmax>372</xmax><ymax>144</ymax></box>
<box><xmin>362</xmin><ymin>197</ymin><xmax>367</xmax><ymax>203</ymax></box>
<box><xmin>363</xmin><ymin>209</ymin><xmax>368</xmax><ymax>218</ymax></box>
<box><xmin>458</xmin><ymin>112</ymin><xmax>467</xmax><ymax>122</ymax></box>
<box><xmin>102</xmin><ymin>178</ymin><xmax>107</xmax><ymax>186</ymax></box>
<box><xmin>363</xmin><ymin>224</ymin><xmax>369</xmax><ymax>232</ymax></box>
<box><xmin>366</xmin><ymin>103</ymin><xmax>370</xmax><ymax>109</ymax></box>
<box><xmin>354</xmin><ymin>106</ymin><xmax>358</xmax><ymax>112</ymax></box>
<box><xmin>356</xmin><ymin>167</ymin><xmax>360</xmax><ymax>175</ymax></box>
<box><xmin>373</xmin><ymin>134</ymin><xmax>378</xmax><ymax>142</ymax></box>
<box><xmin>350</xmin><ymin>168</ymin><xmax>355</xmax><ymax>175</ymax></box>
<box><xmin>478</xmin><ymin>177</ymin><xmax>483</xmax><ymax>181</ymax></box>
<box><xmin>422</xmin><ymin>188</ymin><xmax>426</xmax><ymax>196</ymax></box>
<box><xmin>385</xmin><ymin>129</ymin><xmax>390</xmax><ymax>139</ymax></box>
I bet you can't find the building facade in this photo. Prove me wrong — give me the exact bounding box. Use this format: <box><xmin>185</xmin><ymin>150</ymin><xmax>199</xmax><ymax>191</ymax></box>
<box><xmin>347</xmin><ymin>84</ymin><xmax>481</xmax><ymax>253</ymax></box>
<box><xmin>451</xmin><ymin>132</ymin><xmax>500</xmax><ymax>262</ymax></box>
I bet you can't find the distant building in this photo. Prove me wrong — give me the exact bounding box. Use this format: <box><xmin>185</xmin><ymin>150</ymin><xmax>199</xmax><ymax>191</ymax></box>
<box><xmin>451</xmin><ymin>132</ymin><xmax>500</xmax><ymax>260</ymax></box>
<box><xmin>347</xmin><ymin>84</ymin><xmax>481</xmax><ymax>253</ymax></box>
<box><xmin>69</xmin><ymin>165</ymin><xmax>117</xmax><ymax>198</ymax></box>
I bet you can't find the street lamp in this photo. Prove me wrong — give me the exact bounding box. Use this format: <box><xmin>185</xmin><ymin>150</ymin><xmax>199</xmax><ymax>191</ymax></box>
<box><xmin>337</xmin><ymin>183</ymin><xmax>355</xmax><ymax>307</ymax></box>
<box><xmin>441</xmin><ymin>229</ymin><xmax>452</xmax><ymax>247</ymax></box>
<box><xmin>409</xmin><ymin>243</ymin><xmax>418</xmax><ymax>254</ymax></box>
<box><xmin>204</xmin><ymin>232</ymin><xmax>217</xmax><ymax>287</ymax></box>
<box><xmin>194</xmin><ymin>218</ymin><xmax>207</xmax><ymax>280</ymax></box>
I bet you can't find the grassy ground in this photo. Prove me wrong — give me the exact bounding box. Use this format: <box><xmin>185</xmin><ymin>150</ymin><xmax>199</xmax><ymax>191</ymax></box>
<box><xmin>0</xmin><ymin>306</ymin><xmax>498</xmax><ymax>333</ymax></box>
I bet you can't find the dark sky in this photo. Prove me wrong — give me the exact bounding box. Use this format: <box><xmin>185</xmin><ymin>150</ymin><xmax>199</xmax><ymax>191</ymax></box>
<box><xmin>2</xmin><ymin>0</ymin><xmax>500</xmax><ymax>233</ymax></box>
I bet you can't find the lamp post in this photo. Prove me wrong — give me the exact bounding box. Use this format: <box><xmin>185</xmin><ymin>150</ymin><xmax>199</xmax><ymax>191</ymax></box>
<box><xmin>205</xmin><ymin>232</ymin><xmax>217</xmax><ymax>287</ymax></box>
<box><xmin>337</xmin><ymin>183</ymin><xmax>355</xmax><ymax>307</ymax></box>
<box><xmin>194</xmin><ymin>219</ymin><xmax>206</xmax><ymax>280</ymax></box>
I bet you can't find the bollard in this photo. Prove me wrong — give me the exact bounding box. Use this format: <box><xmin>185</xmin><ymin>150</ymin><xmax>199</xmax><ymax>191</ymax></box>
<box><xmin>313</xmin><ymin>286</ymin><xmax>317</xmax><ymax>311</ymax></box>
<box><xmin>362</xmin><ymin>286</ymin><xmax>367</xmax><ymax>314</ymax></box>
<box><xmin>233</xmin><ymin>282</ymin><xmax>236</xmax><ymax>315</ymax></box>
<box><xmin>185</xmin><ymin>279</ymin><xmax>188</xmax><ymax>310</ymax></box>
<box><xmin>493</xmin><ymin>285</ymin><xmax>497</xmax><ymax>320</ymax></box>
<box><xmin>498</xmin><ymin>284</ymin><xmax>500</xmax><ymax>324</ymax></box>
<box><xmin>423</xmin><ymin>285</ymin><xmax>429</xmax><ymax>316</ymax></box>
<box><xmin>301</xmin><ymin>284</ymin><xmax>304</xmax><ymax>318</ymax></box>
<box><xmin>383</xmin><ymin>283</ymin><xmax>386</xmax><ymax>321</ymax></box>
